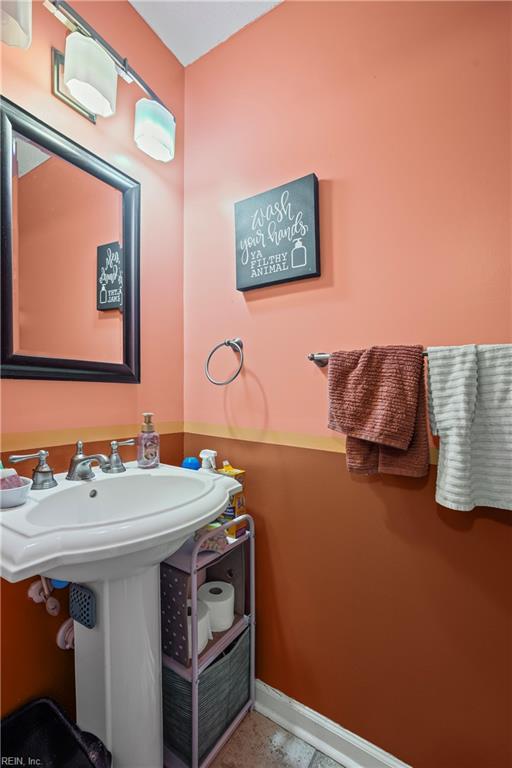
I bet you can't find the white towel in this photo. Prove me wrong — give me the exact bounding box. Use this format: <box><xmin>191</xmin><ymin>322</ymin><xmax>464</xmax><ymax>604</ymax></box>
<box><xmin>427</xmin><ymin>344</ymin><xmax>512</xmax><ymax>512</ymax></box>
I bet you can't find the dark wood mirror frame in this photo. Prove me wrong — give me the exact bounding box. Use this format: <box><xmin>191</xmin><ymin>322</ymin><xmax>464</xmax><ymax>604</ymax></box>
<box><xmin>1</xmin><ymin>97</ymin><xmax>141</xmax><ymax>383</ymax></box>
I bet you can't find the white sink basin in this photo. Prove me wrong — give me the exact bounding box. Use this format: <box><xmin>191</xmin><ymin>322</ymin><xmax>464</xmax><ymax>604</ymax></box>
<box><xmin>27</xmin><ymin>473</ymin><xmax>208</xmax><ymax>528</ymax></box>
<box><xmin>0</xmin><ymin>462</ymin><xmax>241</xmax><ymax>768</ymax></box>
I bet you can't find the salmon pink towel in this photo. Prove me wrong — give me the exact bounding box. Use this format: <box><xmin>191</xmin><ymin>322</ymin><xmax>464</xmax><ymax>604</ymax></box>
<box><xmin>328</xmin><ymin>345</ymin><xmax>429</xmax><ymax>477</ymax></box>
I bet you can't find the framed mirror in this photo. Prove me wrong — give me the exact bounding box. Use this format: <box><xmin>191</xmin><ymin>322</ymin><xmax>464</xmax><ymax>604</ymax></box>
<box><xmin>1</xmin><ymin>97</ymin><xmax>140</xmax><ymax>382</ymax></box>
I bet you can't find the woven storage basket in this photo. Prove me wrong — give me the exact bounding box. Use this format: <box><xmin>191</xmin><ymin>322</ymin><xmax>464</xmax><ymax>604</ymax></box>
<box><xmin>163</xmin><ymin>628</ymin><xmax>250</xmax><ymax>765</ymax></box>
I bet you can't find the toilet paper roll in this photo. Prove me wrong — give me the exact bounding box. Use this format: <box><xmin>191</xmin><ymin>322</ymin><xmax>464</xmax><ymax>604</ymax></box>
<box><xmin>197</xmin><ymin>581</ymin><xmax>235</xmax><ymax>632</ymax></box>
<box><xmin>187</xmin><ymin>599</ymin><xmax>212</xmax><ymax>659</ymax></box>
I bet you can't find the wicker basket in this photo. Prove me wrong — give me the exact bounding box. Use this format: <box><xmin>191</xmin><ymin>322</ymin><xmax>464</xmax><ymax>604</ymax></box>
<box><xmin>162</xmin><ymin>628</ymin><xmax>250</xmax><ymax>765</ymax></box>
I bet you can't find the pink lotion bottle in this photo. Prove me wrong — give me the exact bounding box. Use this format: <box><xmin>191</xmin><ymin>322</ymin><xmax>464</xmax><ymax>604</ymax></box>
<box><xmin>137</xmin><ymin>412</ymin><xmax>160</xmax><ymax>468</ymax></box>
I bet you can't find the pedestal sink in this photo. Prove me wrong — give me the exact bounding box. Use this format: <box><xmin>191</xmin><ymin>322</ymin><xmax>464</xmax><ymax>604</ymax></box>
<box><xmin>0</xmin><ymin>462</ymin><xmax>241</xmax><ymax>768</ymax></box>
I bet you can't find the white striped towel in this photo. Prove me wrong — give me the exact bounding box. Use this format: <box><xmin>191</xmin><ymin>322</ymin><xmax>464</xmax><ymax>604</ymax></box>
<box><xmin>427</xmin><ymin>344</ymin><xmax>512</xmax><ymax>512</ymax></box>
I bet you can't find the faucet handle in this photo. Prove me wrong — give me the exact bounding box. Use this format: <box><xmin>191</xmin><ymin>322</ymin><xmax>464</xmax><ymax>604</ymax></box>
<box><xmin>10</xmin><ymin>449</ymin><xmax>48</xmax><ymax>464</ymax></box>
<box><xmin>9</xmin><ymin>449</ymin><xmax>57</xmax><ymax>490</ymax></box>
<box><xmin>107</xmin><ymin>438</ymin><xmax>136</xmax><ymax>473</ymax></box>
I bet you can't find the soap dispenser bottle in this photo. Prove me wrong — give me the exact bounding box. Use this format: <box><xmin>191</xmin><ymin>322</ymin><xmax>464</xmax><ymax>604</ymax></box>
<box><xmin>137</xmin><ymin>412</ymin><xmax>160</xmax><ymax>468</ymax></box>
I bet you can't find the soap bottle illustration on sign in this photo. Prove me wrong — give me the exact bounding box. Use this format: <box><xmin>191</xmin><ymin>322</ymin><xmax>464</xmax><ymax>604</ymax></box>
<box><xmin>291</xmin><ymin>238</ymin><xmax>307</xmax><ymax>269</ymax></box>
<box><xmin>99</xmin><ymin>268</ymin><xmax>107</xmax><ymax>304</ymax></box>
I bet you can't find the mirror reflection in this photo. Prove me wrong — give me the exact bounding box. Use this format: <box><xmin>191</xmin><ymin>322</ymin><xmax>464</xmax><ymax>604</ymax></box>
<box><xmin>11</xmin><ymin>132</ymin><xmax>124</xmax><ymax>363</ymax></box>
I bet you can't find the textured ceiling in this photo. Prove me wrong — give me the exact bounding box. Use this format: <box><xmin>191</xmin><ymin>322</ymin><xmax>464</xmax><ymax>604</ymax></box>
<box><xmin>128</xmin><ymin>1</ymin><xmax>282</xmax><ymax>66</ymax></box>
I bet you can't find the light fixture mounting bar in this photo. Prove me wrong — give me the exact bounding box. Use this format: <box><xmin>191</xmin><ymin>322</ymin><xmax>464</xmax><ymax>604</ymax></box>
<box><xmin>44</xmin><ymin>0</ymin><xmax>169</xmax><ymax>112</ymax></box>
<box><xmin>51</xmin><ymin>47</ymin><xmax>96</xmax><ymax>122</ymax></box>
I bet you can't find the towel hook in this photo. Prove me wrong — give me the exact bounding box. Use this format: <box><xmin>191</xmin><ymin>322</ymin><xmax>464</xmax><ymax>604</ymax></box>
<box><xmin>205</xmin><ymin>338</ymin><xmax>244</xmax><ymax>385</ymax></box>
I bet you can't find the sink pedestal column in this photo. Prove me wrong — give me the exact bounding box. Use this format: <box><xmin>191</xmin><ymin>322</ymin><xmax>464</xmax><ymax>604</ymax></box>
<box><xmin>74</xmin><ymin>565</ymin><xmax>163</xmax><ymax>768</ymax></box>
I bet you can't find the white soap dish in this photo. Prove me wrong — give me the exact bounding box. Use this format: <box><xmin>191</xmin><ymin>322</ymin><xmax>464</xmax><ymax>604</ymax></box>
<box><xmin>0</xmin><ymin>477</ymin><xmax>32</xmax><ymax>509</ymax></box>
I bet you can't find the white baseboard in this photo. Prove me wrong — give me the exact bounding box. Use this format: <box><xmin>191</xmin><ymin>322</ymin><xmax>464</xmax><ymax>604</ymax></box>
<box><xmin>255</xmin><ymin>680</ymin><xmax>412</xmax><ymax>768</ymax></box>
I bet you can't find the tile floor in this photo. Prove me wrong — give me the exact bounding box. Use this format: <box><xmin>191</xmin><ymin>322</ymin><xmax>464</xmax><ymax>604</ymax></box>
<box><xmin>210</xmin><ymin>712</ymin><xmax>344</xmax><ymax>768</ymax></box>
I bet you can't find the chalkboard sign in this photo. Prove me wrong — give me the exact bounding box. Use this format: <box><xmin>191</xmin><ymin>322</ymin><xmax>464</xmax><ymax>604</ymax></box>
<box><xmin>235</xmin><ymin>173</ymin><xmax>320</xmax><ymax>291</ymax></box>
<box><xmin>97</xmin><ymin>241</ymin><xmax>123</xmax><ymax>310</ymax></box>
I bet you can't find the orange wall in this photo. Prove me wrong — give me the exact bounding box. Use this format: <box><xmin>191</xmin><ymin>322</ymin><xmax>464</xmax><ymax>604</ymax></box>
<box><xmin>183</xmin><ymin>3</ymin><xmax>512</xmax><ymax>767</ymax></box>
<box><xmin>0</xmin><ymin>0</ymin><xmax>185</xmax><ymax>436</ymax></box>
<box><xmin>184</xmin><ymin>0</ymin><xmax>511</xmax><ymax>436</ymax></box>
<box><xmin>17</xmin><ymin>156</ymin><xmax>123</xmax><ymax>362</ymax></box>
<box><xmin>185</xmin><ymin>432</ymin><xmax>512</xmax><ymax>768</ymax></box>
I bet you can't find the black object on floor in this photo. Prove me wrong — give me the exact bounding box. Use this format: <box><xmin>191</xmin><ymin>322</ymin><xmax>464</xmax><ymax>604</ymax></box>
<box><xmin>1</xmin><ymin>697</ymin><xmax>112</xmax><ymax>768</ymax></box>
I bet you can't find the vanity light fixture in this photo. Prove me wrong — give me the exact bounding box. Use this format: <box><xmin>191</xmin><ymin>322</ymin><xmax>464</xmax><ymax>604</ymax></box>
<box><xmin>63</xmin><ymin>31</ymin><xmax>117</xmax><ymax>117</ymax></box>
<box><xmin>43</xmin><ymin>0</ymin><xmax>176</xmax><ymax>162</ymax></box>
<box><xmin>134</xmin><ymin>99</ymin><xmax>175</xmax><ymax>163</ymax></box>
<box><xmin>1</xmin><ymin>0</ymin><xmax>32</xmax><ymax>48</ymax></box>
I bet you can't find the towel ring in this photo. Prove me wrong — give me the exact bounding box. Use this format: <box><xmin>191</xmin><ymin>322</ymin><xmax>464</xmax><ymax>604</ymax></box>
<box><xmin>205</xmin><ymin>338</ymin><xmax>244</xmax><ymax>386</ymax></box>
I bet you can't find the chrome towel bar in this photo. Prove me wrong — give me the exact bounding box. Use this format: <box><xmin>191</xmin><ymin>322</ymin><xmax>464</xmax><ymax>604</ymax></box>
<box><xmin>308</xmin><ymin>351</ymin><xmax>428</xmax><ymax>367</ymax></box>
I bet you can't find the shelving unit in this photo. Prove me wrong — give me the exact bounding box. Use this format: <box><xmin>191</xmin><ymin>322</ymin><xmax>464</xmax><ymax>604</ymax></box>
<box><xmin>162</xmin><ymin>515</ymin><xmax>255</xmax><ymax>768</ymax></box>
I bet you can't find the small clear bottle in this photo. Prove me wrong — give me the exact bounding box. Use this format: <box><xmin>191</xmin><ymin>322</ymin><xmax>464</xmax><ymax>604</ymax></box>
<box><xmin>137</xmin><ymin>412</ymin><xmax>160</xmax><ymax>468</ymax></box>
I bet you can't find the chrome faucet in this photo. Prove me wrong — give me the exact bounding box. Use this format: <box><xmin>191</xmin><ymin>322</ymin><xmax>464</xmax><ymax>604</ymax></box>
<box><xmin>9</xmin><ymin>449</ymin><xmax>57</xmax><ymax>490</ymax></box>
<box><xmin>66</xmin><ymin>440</ymin><xmax>111</xmax><ymax>481</ymax></box>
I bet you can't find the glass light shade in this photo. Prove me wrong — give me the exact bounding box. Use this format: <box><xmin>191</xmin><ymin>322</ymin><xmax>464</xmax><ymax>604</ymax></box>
<box><xmin>1</xmin><ymin>0</ymin><xmax>32</xmax><ymax>48</ymax></box>
<box><xmin>63</xmin><ymin>32</ymin><xmax>117</xmax><ymax>118</ymax></box>
<box><xmin>134</xmin><ymin>99</ymin><xmax>175</xmax><ymax>163</ymax></box>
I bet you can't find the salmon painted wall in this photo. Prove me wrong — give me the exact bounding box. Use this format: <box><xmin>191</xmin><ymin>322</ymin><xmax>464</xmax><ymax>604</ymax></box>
<box><xmin>1</xmin><ymin>0</ymin><xmax>184</xmax><ymax>718</ymax></box>
<box><xmin>183</xmin><ymin>3</ymin><xmax>512</xmax><ymax>767</ymax></box>
<box><xmin>184</xmin><ymin>0</ymin><xmax>511</xmax><ymax>439</ymax></box>
<box><xmin>1</xmin><ymin>0</ymin><xmax>185</xmax><ymax>442</ymax></box>
<box><xmin>17</xmin><ymin>156</ymin><xmax>123</xmax><ymax>362</ymax></box>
